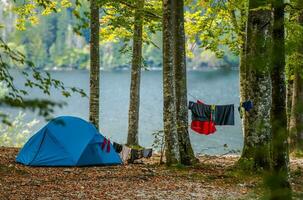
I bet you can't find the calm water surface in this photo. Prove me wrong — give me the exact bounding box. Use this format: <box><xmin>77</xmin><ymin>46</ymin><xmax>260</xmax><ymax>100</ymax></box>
<box><xmin>9</xmin><ymin>69</ymin><xmax>243</xmax><ymax>154</ymax></box>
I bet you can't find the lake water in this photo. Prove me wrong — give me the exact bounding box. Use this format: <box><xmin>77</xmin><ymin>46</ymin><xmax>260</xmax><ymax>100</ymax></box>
<box><xmin>7</xmin><ymin>69</ymin><xmax>243</xmax><ymax>155</ymax></box>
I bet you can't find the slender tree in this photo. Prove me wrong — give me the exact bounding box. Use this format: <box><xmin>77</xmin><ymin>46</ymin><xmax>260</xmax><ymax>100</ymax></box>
<box><xmin>238</xmin><ymin>4</ymin><xmax>250</xmax><ymax>163</ymax></box>
<box><xmin>286</xmin><ymin>82</ymin><xmax>294</xmax><ymax>132</ymax></box>
<box><xmin>89</xmin><ymin>0</ymin><xmax>100</xmax><ymax>129</ymax></box>
<box><xmin>269</xmin><ymin>0</ymin><xmax>292</xmax><ymax>198</ymax></box>
<box><xmin>290</xmin><ymin>71</ymin><xmax>303</xmax><ymax>151</ymax></box>
<box><xmin>127</xmin><ymin>0</ymin><xmax>145</xmax><ymax>146</ymax></box>
<box><xmin>162</xmin><ymin>0</ymin><xmax>179</xmax><ymax>165</ymax></box>
<box><xmin>240</xmin><ymin>0</ymin><xmax>272</xmax><ymax>169</ymax></box>
<box><xmin>172</xmin><ymin>0</ymin><xmax>196</xmax><ymax>165</ymax></box>
<box><xmin>289</xmin><ymin>0</ymin><xmax>303</xmax><ymax>152</ymax></box>
<box><xmin>296</xmin><ymin>2</ymin><xmax>303</xmax><ymax>152</ymax></box>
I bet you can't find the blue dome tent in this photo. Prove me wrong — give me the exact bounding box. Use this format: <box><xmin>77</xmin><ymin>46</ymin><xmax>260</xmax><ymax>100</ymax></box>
<box><xmin>16</xmin><ymin>116</ymin><xmax>122</xmax><ymax>166</ymax></box>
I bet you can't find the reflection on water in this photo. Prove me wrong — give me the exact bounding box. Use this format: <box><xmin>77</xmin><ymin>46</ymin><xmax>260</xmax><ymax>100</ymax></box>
<box><xmin>8</xmin><ymin>69</ymin><xmax>243</xmax><ymax>155</ymax></box>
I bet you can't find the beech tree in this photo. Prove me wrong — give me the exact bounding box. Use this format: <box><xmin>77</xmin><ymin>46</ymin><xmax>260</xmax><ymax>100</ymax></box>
<box><xmin>172</xmin><ymin>0</ymin><xmax>196</xmax><ymax>165</ymax></box>
<box><xmin>290</xmin><ymin>71</ymin><xmax>303</xmax><ymax>151</ymax></box>
<box><xmin>162</xmin><ymin>0</ymin><xmax>179</xmax><ymax>165</ymax></box>
<box><xmin>240</xmin><ymin>0</ymin><xmax>272</xmax><ymax>169</ymax></box>
<box><xmin>127</xmin><ymin>0</ymin><xmax>145</xmax><ymax>146</ymax></box>
<box><xmin>288</xmin><ymin>0</ymin><xmax>303</xmax><ymax>152</ymax></box>
<box><xmin>89</xmin><ymin>0</ymin><xmax>100</xmax><ymax>129</ymax></box>
<box><xmin>269</xmin><ymin>0</ymin><xmax>292</xmax><ymax>198</ymax></box>
<box><xmin>97</xmin><ymin>0</ymin><xmax>161</xmax><ymax>145</ymax></box>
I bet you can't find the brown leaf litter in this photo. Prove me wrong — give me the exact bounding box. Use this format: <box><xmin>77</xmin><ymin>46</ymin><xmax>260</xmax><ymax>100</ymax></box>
<box><xmin>0</xmin><ymin>147</ymin><xmax>302</xmax><ymax>200</ymax></box>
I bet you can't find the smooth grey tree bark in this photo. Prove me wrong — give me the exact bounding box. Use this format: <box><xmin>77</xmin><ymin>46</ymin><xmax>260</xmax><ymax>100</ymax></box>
<box><xmin>162</xmin><ymin>0</ymin><xmax>179</xmax><ymax>165</ymax></box>
<box><xmin>237</xmin><ymin>6</ymin><xmax>250</xmax><ymax>162</ymax></box>
<box><xmin>89</xmin><ymin>0</ymin><xmax>100</xmax><ymax>129</ymax></box>
<box><xmin>127</xmin><ymin>0</ymin><xmax>145</xmax><ymax>146</ymax></box>
<box><xmin>172</xmin><ymin>0</ymin><xmax>196</xmax><ymax>165</ymax></box>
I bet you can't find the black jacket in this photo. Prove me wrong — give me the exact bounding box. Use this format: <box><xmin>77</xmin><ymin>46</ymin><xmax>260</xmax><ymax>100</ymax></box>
<box><xmin>188</xmin><ymin>101</ymin><xmax>234</xmax><ymax>125</ymax></box>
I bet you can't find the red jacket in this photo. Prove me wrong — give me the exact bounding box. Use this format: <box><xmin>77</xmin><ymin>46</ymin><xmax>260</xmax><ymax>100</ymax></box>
<box><xmin>190</xmin><ymin>100</ymin><xmax>216</xmax><ymax>135</ymax></box>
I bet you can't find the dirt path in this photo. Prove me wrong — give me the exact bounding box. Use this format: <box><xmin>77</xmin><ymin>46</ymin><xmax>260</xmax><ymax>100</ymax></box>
<box><xmin>0</xmin><ymin>148</ymin><xmax>302</xmax><ymax>200</ymax></box>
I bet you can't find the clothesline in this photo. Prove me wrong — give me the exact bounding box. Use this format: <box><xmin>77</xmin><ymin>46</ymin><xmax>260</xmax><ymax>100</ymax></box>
<box><xmin>188</xmin><ymin>92</ymin><xmax>253</xmax><ymax>136</ymax></box>
<box><xmin>189</xmin><ymin>92</ymin><xmax>253</xmax><ymax>107</ymax></box>
<box><xmin>188</xmin><ymin>93</ymin><xmax>199</xmax><ymax>101</ymax></box>
<box><xmin>188</xmin><ymin>93</ymin><xmax>236</xmax><ymax>105</ymax></box>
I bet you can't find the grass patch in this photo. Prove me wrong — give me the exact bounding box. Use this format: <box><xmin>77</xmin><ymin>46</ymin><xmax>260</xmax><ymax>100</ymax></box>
<box><xmin>166</xmin><ymin>163</ymin><xmax>191</xmax><ymax>172</ymax></box>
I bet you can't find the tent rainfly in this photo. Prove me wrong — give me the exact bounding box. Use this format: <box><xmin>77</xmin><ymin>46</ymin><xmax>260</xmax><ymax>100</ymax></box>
<box><xmin>16</xmin><ymin>116</ymin><xmax>122</xmax><ymax>166</ymax></box>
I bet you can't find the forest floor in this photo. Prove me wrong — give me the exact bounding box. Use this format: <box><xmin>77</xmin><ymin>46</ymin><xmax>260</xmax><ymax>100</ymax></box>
<box><xmin>0</xmin><ymin>147</ymin><xmax>302</xmax><ymax>200</ymax></box>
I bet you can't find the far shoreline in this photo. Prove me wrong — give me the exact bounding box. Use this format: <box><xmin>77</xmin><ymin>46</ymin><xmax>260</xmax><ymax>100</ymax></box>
<box><xmin>17</xmin><ymin>66</ymin><xmax>239</xmax><ymax>72</ymax></box>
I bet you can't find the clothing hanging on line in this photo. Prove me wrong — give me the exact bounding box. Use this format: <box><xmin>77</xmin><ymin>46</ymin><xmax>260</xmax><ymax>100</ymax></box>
<box><xmin>101</xmin><ymin>138</ymin><xmax>111</xmax><ymax>152</ymax></box>
<box><xmin>188</xmin><ymin>100</ymin><xmax>235</xmax><ymax>135</ymax></box>
<box><xmin>189</xmin><ymin>101</ymin><xmax>235</xmax><ymax>125</ymax></box>
<box><xmin>113</xmin><ymin>142</ymin><xmax>123</xmax><ymax>153</ymax></box>
<box><xmin>238</xmin><ymin>100</ymin><xmax>253</xmax><ymax>118</ymax></box>
<box><xmin>120</xmin><ymin>145</ymin><xmax>132</xmax><ymax>163</ymax></box>
<box><xmin>242</xmin><ymin>100</ymin><xmax>253</xmax><ymax>112</ymax></box>
<box><xmin>190</xmin><ymin>100</ymin><xmax>216</xmax><ymax>135</ymax></box>
<box><xmin>143</xmin><ymin>148</ymin><xmax>153</xmax><ymax>158</ymax></box>
<box><xmin>113</xmin><ymin>142</ymin><xmax>153</xmax><ymax>163</ymax></box>
<box><xmin>129</xmin><ymin>148</ymin><xmax>153</xmax><ymax>163</ymax></box>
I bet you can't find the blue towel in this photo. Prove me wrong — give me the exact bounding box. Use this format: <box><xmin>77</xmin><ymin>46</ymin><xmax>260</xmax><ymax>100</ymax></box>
<box><xmin>242</xmin><ymin>101</ymin><xmax>253</xmax><ymax>112</ymax></box>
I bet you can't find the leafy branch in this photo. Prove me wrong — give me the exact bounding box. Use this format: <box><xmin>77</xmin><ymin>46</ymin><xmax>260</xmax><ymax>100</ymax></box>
<box><xmin>0</xmin><ymin>36</ymin><xmax>86</xmax><ymax>125</ymax></box>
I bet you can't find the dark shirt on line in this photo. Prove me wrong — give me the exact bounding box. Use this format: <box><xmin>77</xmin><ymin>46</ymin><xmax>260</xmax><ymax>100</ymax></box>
<box><xmin>188</xmin><ymin>101</ymin><xmax>235</xmax><ymax>125</ymax></box>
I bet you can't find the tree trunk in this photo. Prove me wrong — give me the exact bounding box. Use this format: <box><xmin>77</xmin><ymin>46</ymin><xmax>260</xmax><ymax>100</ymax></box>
<box><xmin>238</xmin><ymin>7</ymin><xmax>250</xmax><ymax>161</ymax></box>
<box><xmin>89</xmin><ymin>0</ymin><xmax>100</xmax><ymax>129</ymax></box>
<box><xmin>296</xmin><ymin>74</ymin><xmax>303</xmax><ymax>151</ymax></box>
<box><xmin>286</xmin><ymin>79</ymin><xmax>293</xmax><ymax>133</ymax></box>
<box><xmin>240</xmin><ymin>0</ymin><xmax>272</xmax><ymax>169</ymax></box>
<box><xmin>289</xmin><ymin>73</ymin><xmax>298</xmax><ymax>150</ymax></box>
<box><xmin>297</xmin><ymin>5</ymin><xmax>303</xmax><ymax>151</ymax></box>
<box><xmin>289</xmin><ymin>4</ymin><xmax>303</xmax><ymax>152</ymax></box>
<box><xmin>270</xmin><ymin>0</ymin><xmax>292</xmax><ymax>198</ymax></box>
<box><xmin>172</xmin><ymin>0</ymin><xmax>196</xmax><ymax>165</ymax></box>
<box><xmin>162</xmin><ymin>0</ymin><xmax>179</xmax><ymax>165</ymax></box>
<box><xmin>290</xmin><ymin>72</ymin><xmax>303</xmax><ymax>151</ymax></box>
<box><xmin>127</xmin><ymin>0</ymin><xmax>145</xmax><ymax>146</ymax></box>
